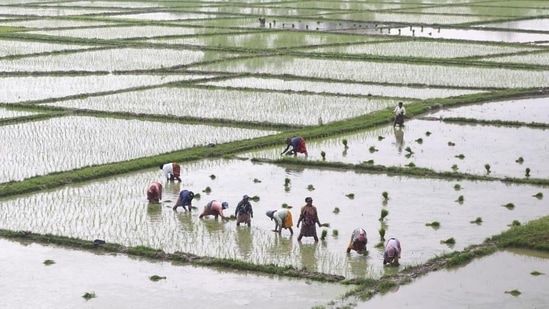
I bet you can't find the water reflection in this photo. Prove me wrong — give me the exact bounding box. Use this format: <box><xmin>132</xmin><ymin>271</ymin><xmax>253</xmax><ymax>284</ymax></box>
<box><xmin>347</xmin><ymin>255</ymin><xmax>368</xmax><ymax>278</ymax></box>
<box><xmin>176</xmin><ymin>212</ymin><xmax>196</xmax><ymax>234</ymax></box>
<box><xmin>299</xmin><ymin>243</ymin><xmax>318</xmax><ymax>272</ymax></box>
<box><xmin>393</xmin><ymin>127</ymin><xmax>404</xmax><ymax>154</ymax></box>
<box><xmin>236</xmin><ymin>227</ymin><xmax>253</xmax><ymax>258</ymax></box>
<box><xmin>146</xmin><ymin>203</ymin><xmax>162</xmax><ymax>222</ymax></box>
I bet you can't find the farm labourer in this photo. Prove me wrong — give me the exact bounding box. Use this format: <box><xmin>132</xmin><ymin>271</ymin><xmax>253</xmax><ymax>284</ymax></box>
<box><xmin>297</xmin><ymin>197</ymin><xmax>322</xmax><ymax>242</ymax></box>
<box><xmin>281</xmin><ymin>136</ymin><xmax>308</xmax><ymax>157</ymax></box>
<box><xmin>199</xmin><ymin>200</ymin><xmax>229</xmax><ymax>220</ymax></box>
<box><xmin>346</xmin><ymin>228</ymin><xmax>368</xmax><ymax>254</ymax></box>
<box><xmin>383</xmin><ymin>237</ymin><xmax>402</xmax><ymax>266</ymax></box>
<box><xmin>235</xmin><ymin>194</ymin><xmax>254</xmax><ymax>227</ymax></box>
<box><xmin>393</xmin><ymin>102</ymin><xmax>406</xmax><ymax>127</ymax></box>
<box><xmin>173</xmin><ymin>189</ymin><xmax>194</xmax><ymax>211</ymax></box>
<box><xmin>146</xmin><ymin>181</ymin><xmax>163</xmax><ymax>203</ymax></box>
<box><xmin>160</xmin><ymin>162</ymin><xmax>182</xmax><ymax>182</ymax></box>
<box><xmin>265</xmin><ymin>209</ymin><xmax>294</xmax><ymax>235</ymax></box>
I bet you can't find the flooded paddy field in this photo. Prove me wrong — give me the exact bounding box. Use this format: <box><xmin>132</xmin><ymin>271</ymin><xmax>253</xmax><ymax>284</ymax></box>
<box><xmin>1</xmin><ymin>0</ymin><xmax>548</xmax><ymax>307</ymax></box>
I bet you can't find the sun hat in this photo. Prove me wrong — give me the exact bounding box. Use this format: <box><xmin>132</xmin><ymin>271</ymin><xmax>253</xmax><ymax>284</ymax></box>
<box><xmin>265</xmin><ymin>210</ymin><xmax>274</xmax><ymax>218</ymax></box>
<box><xmin>222</xmin><ymin>202</ymin><xmax>229</xmax><ymax>209</ymax></box>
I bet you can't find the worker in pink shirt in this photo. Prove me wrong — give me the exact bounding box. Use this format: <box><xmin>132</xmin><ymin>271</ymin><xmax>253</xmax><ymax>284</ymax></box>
<box><xmin>383</xmin><ymin>237</ymin><xmax>402</xmax><ymax>266</ymax></box>
<box><xmin>199</xmin><ymin>200</ymin><xmax>229</xmax><ymax>221</ymax></box>
<box><xmin>146</xmin><ymin>181</ymin><xmax>162</xmax><ymax>203</ymax></box>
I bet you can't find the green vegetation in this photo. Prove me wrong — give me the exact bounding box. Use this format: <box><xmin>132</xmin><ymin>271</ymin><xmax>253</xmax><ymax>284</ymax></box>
<box><xmin>456</xmin><ymin>195</ymin><xmax>464</xmax><ymax>203</ymax></box>
<box><xmin>533</xmin><ymin>192</ymin><xmax>543</xmax><ymax>199</ymax></box>
<box><xmin>505</xmin><ymin>289</ymin><xmax>521</xmax><ymax>297</ymax></box>
<box><xmin>441</xmin><ymin>237</ymin><xmax>456</xmax><ymax>245</ymax></box>
<box><xmin>415</xmin><ymin>138</ymin><xmax>423</xmax><ymax>144</ymax></box>
<box><xmin>209</xmin><ymin>174</ymin><xmax>216</xmax><ymax>180</ymax></box>
<box><xmin>454</xmin><ymin>183</ymin><xmax>461</xmax><ymax>190</ymax></box>
<box><xmin>492</xmin><ymin>216</ymin><xmax>549</xmax><ymax>251</ymax></box>
<box><xmin>332</xmin><ymin>229</ymin><xmax>339</xmax><ymax>237</ymax></box>
<box><xmin>320</xmin><ymin>229</ymin><xmax>328</xmax><ymax>240</ymax></box>
<box><xmin>333</xmin><ymin>207</ymin><xmax>340</xmax><ymax>214</ymax></box>
<box><xmin>43</xmin><ymin>259</ymin><xmax>55</xmax><ymax>266</ymax></box>
<box><xmin>378</xmin><ymin>227</ymin><xmax>386</xmax><ymax>241</ymax></box>
<box><xmin>320</xmin><ymin>151</ymin><xmax>326</xmax><ymax>160</ymax></box>
<box><xmin>253</xmin><ymin>178</ymin><xmax>262</xmax><ymax>183</ymax></box>
<box><xmin>530</xmin><ymin>271</ymin><xmax>543</xmax><ymax>276</ymax></box>
<box><xmin>203</xmin><ymin>186</ymin><xmax>212</xmax><ymax>193</ymax></box>
<box><xmin>342</xmin><ymin>139</ymin><xmax>348</xmax><ymax>148</ymax></box>
<box><xmin>382</xmin><ymin>191</ymin><xmax>389</xmax><ymax>201</ymax></box>
<box><xmin>368</xmin><ymin>146</ymin><xmax>378</xmax><ymax>153</ymax></box>
<box><xmin>307</xmin><ymin>184</ymin><xmax>315</xmax><ymax>191</ymax></box>
<box><xmin>455</xmin><ymin>154</ymin><xmax>465</xmax><ymax>159</ymax></box>
<box><xmin>525</xmin><ymin>168</ymin><xmax>531</xmax><ymax>177</ymax></box>
<box><xmin>502</xmin><ymin>203</ymin><xmax>515</xmax><ymax>210</ymax></box>
<box><xmin>379</xmin><ymin>209</ymin><xmax>389</xmax><ymax>221</ymax></box>
<box><xmin>149</xmin><ymin>275</ymin><xmax>167</xmax><ymax>282</ymax></box>
<box><xmin>82</xmin><ymin>292</ymin><xmax>96</xmax><ymax>300</ymax></box>
<box><xmin>345</xmin><ymin>193</ymin><xmax>355</xmax><ymax>199</ymax></box>
<box><xmin>470</xmin><ymin>217</ymin><xmax>483</xmax><ymax>224</ymax></box>
<box><xmin>515</xmin><ymin>157</ymin><xmax>524</xmax><ymax>164</ymax></box>
<box><xmin>425</xmin><ymin>221</ymin><xmax>440</xmax><ymax>228</ymax></box>
<box><xmin>250</xmin><ymin>195</ymin><xmax>260</xmax><ymax>202</ymax></box>
<box><xmin>484</xmin><ymin>164</ymin><xmax>491</xmax><ymax>174</ymax></box>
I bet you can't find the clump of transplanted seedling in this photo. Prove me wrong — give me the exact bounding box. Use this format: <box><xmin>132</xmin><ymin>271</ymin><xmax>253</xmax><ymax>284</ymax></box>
<box><xmin>451</xmin><ymin>164</ymin><xmax>458</xmax><ymax>171</ymax></box>
<box><xmin>332</xmin><ymin>229</ymin><xmax>339</xmax><ymax>237</ymax></box>
<box><xmin>320</xmin><ymin>151</ymin><xmax>326</xmax><ymax>160</ymax></box>
<box><xmin>382</xmin><ymin>191</ymin><xmax>389</xmax><ymax>201</ymax></box>
<box><xmin>369</xmin><ymin>146</ymin><xmax>378</xmax><ymax>153</ymax></box>
<box><xmin>209</xmin><ymin>174</ymin><xmax>216</xmax><ymax>180</ymax></box>
<box><xmin>307</xmin><ymin>184</ymin><xmax>315</xmax><ymax>191</ymax></box>
<box><xmin>346</xmin><ymin>193</ymin><xmax>355</xmax><ymax>199</ymax></box>
<box><xmin>508</xmin><ymin>220</ymin><xmax>521</xmax><ymax>227</ymax></box>
<box><xmin>470</xmin><ymin>217</ymin><xmax>483</xmax><ymax>224</ymax></box>
<box><xmin>320</xmin><ymin>223</ymin><xmax>330</xmax><ymax>228</ymax></box>
<box><xmin>379</xmin><ymin>209</ymin><xmax>389</xmax><ymax>221</ymax></box>
<box><xmin>440</xmin><ymin>237</ymin><xmax>456</xmax><ymax>245</ymax></box>
<box><xmin>342</xmin><ymin>139</ymin><xmax>349</xmax><ymax>149</ymax></box>
<box><xmin>363</xmin><ymin>159</ymin><xmax>374</xmax><ymax>165</ymax></box>
<box><xmin>320</xmin><ymin>229</ymin><xmax>328</xmax><ymax>240</ymax></box>
<box><xmin>405</xmin><ymin>146</ymin><xmax>414</xmax><ymax>154</ymax></box>
<box><xmin>333</xmin><ymin>207</ymin><xmax>340</xmax><ymax>214</ymax></box>
<box><xmin>378</xmin><ymin>227</ymin><xmax>386</xmax><ymax>241</ymax></box>
<box><xmin>284</xmin><ymin>178</ymin><xmax>291</xmax><ymax>192</ymax></box>
<box><xmin>203</xmin><ymin>186</ymin><xmax>211</xmax><ymax>193</ymax></box>
<box><xmin>406</xmin><ymin>162</ymin><xmax>416</xmax><ymax>168</ymax></box>
<box><xmin>415</xmin><ymin>138</ymin><xmax>423</xmax><ymax>144</ymax></box>
<box><xmin>530</xmin><ymin>271</ymin><xmax>544</xmax><ymax>276</ymax></box>
<box><xmin>515</xmin><ymin>157</ymin><xmax>524</xmax><ymax>164</ymax></box>
<box><xmin>250</xmin><ymin>195</ymin><xmax>260</xmax><ymax>202</ymax></box>
<box><xmin>425</xmin><ymin>131</ymin><xmax>432</xmax><ymax>136</ymax></box>
<box><xmin>504</xmin><ymin>289</ymin><xmax>521</xmax><ymax>297</ymax></box>
<box><xmin>502</xmin><ymin>203</ymin><xmax>515</xmax><ymax>210</ymax></box>
<box><xmin>484</xmin><ymin>164</ymin><xmax>491</xmax><ymax>174</ymax></box>
<box><xmin>82</xmin><ymin>292</ymin><xmax>96</xmax><ymax>300</ymax></box>
<box><xmin>525</xmin><ymin>168</ymin><xmax>530</xmax><ymax>177</ymax></box>
<box><xmin>378</xmin><ymin>136</ymin><xmax>385</xmax><ymax>141</ymax></box>
<box><xmin>194</xmin><ymin>193</ymin><xmax>201</xmax><ymax>200</ymax></box>
<box><xmin>43</xmin><ymin>259</ymin><xmax>55</xmax><ymax>266</ymax></box>
<box><xmin>454</xmin><ymin>183</ymin><xmax>461</xmax><ymax>191</ymax></box>
<box><xmin>455</xmin><ymin>154</ymin><xmax>465</xmax><ymax>159</ymax></box>
<box><xmin>456</xmin><ymin>195</ymin><xmax>464</xmax><ymax>204</ymax></box>
<box><xmin>253</xmin><ymin>178</ymin><xmax>262</xmax><ymax>183</ymax></box>
<box><xmin>149</xmin><ymin>275</ymin><xmax>166</xmax><ymax>282</ymax></box>
<box><xmin>281</xmin><ymin>203</ymin><xmax>292</xmax><ymax>209</ymax></box>
<box><xmin>425</xmin><ymin>221</ymin><xmax>440</xmax><ymax>228</ymax></box>
<box><xmin>533</xmin><ymin>192</ymin><xmax>543</xmax><ymax>199</ymax></box>
<box><xmin>448</xmin><ymin>141</ymin><xmax>455</xmax><ymax>146</ymax></box>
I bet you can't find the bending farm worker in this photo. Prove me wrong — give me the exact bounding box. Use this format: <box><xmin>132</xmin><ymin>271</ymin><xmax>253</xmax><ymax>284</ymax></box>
<box><xmin>146</xmin><ymin>181</ymin><xmax>163</xmax><ymax>203</ymax></box>
<box><xmin>265</xmin><ymin>209</ymin><xmax>294</xmax><ymax>235</ymax></box>
<box><xmin>173</xmin><ymin>189</ymin><xmax>194</xmax><ymax>211</ymax></box>
<box><xmin>281</xmin><ymin>136</ymin><xmax>308</xmax><ymax>157</ymax></box>
<box><xmin>160</xmin><ymin>162</ymin><xmax>182</xmax><ymax>182</ymax></box>
<box><xmin>235</xmin><ymin>194</ymin><xmax>254</xmax><ymax>227</ymax></box>
<box><xmin>199</xmin><ymin>200</ymin><xmax>229</xmax><ymax>221</ymax></box>
<box><xmin>297</xmin><ymin>197</ymin><xmax>321</xmax><ymax>242</ymax></box>
<box><xmin>346</xmin><ymin>228</ymin><xmax>368</xmax><ymax>254</ymax></box>
<box><xmin>383</xmin><ymin>237</ymin><xmax>402</xmax><ymax>266</ymax></box>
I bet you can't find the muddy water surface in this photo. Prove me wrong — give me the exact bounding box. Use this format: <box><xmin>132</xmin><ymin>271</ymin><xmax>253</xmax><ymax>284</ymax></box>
<box><xmin>362</xmin><ymin>249</ymin><xmax>549</xmax><ymax>308</ymax></box>
<box><xmin>0</xmin><ymin>239</ymin><xmax>349</xmax><ymax>309</ymax></box>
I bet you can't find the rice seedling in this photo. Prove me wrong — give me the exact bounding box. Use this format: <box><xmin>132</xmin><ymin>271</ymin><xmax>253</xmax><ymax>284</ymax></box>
<box><xmin>425</xmin><ymin>221</ymin><xmax>440</xmax><ymax>228</ymax></box>
<box><xmin>379</xmin><ymin>209</ymin><xmax>389</xmax><ymax>221</ymax></box>
<box><xmin>320</xmin><ymin>151</ymin><xmax>326</xmax><ymax>160</ymax></box>
<box><xmin>363</xmin><ymin>159</ymin><xmax>374</xmax><ymax>165</ymax></box>
<box><xmin>530</xmin><ymin>271</ymin><xmax>543</xmax><ymax>276</ymax></box>
<box><xmin>415</xmin><ymin>138</ymin><xmax>423</xmax><ymax>144</ymax></box>
<box><xmin>378</xmin><ymin>227</ymin><xmax>386</xmax><ymax>241</ymax></box>
<box><xmin>382</xmin><ymin>191</ymin><xmax>389</xmax><ymax>201</ymax></box>
<box><xmin>470</xmin><ymin>217</ymin><xmax>482</xmax><ymax>224</ymax></box>
<box><xmin>307</xmin><ymin>184</ymin><xmax>315</xmax><ymax>191</ymax></box>
<box><xmin>321</xmin><ymin>229</ymin><xmax>328</xmax><ymax>240</ymax></box>
<box><xmin>502</xmin><ymin>203</ymin><xmax>515</xmax><ymax>210</ymax></box>
<box><xmin>332</xmin><ymin>229</ymin><xmax>339</xmax><ymax>237</ymax></box>
<box><xmin>345</xmin><ymin>193</ymin><xmax>355</xmax><ymax>199</ymax></box>
<box><xmin>375</xmin><ymin>242</ymin><xmax>384</xmax><ymax>249</ymax></box>
<box><xmin>455</xmin><ymin>154</ymin><xmax>465</xmax><ymax>159</ymax></box>
<box><xmin>378</xmin><ymin>136</ymin><xmax>385</xmax><ymax>141</ymax></box>
<box><xmin>504</xmin><ymin>289</ymin><xmax>521</xmax><ymax>296</ymax></box>
<box><xmin>533</xmin><ymin>192</ymin><xmax>543</xmax><ymax>199</ymax></box>
<box><xmin>149</xmin><ymin>275</ymin><xmax>166</xmax><ymax>282</ymax></box>
<box><xmin>43</xmin><ymin>259</ymin><xmax>55</xmax><ymax>265</ymax></box>
<box><xmin>454</xmin><ymin>183</ymin><xmax>461</xmax><ymax>190</ymax></box>
<box><xmin>82</xmin><ymin>292</ymin><xmax>96</xmax><ymax>300</ymax></box>
<box><xmin>320</xmin><ymin>223</ymin><xmax>330</xmax><ymax>227</ymax></box>
<box><xmin>342</xmin><ymin>139</ymin><xmax>348</xmax><ymax>148</ymax></box>
<box><xmin>250</xmin><ymin>195</ymin><xmax>260</xmax><ymax>202</ymax></box>
<box><xmin>448</xmin><ymin>141</ymin><xmax>455</xmax><ymax>146</ymax></box>
<box><xmin>404</xmin><ymin>146</ymin><xmax>413</xmax><ymax>154</ymax></box>
<box><xmin>440</xmin><ymin>237</ymin><xmax>456</xmax><ymax>245</ymax></box>
<box><xmin>484</xmin><ymin>164</ymin><xmax>491</xmax><ymax>174</ymax></box>
<box><xmin>333</xmin><ymin>207</ymin><xmax>340</xmax><ymax>214</ymax></box>
<box><xmin>194</xmin><ymin>193</ymin><xmax>201</xmax><ymax>200</ymax></box>
<box><xmin>281</xmin><ymin>203</ymin><xmax>290</xmax><ymax>209</ymax></box>
<box><xmin>508</xmin><ymin>220</ymin><xmax>521</xmax><ymax>227</ymax></box>
<box><xmin>209</xmin><ymin>174</ymin><xmax>216</xmax><ymax>180</ymax></box>
<box><xmin>369</xmin><ymin>146</ymin><xmax>378</xmax><ymax>153</ymax></box>
<box><xmin>456</xmin><ymin>195</ymin><xmax>464</xmax><ymax>203</ymax></box>
<box><xmin>525</xmin><ymin>168</ymin><xmax>530</xmax><ymax>177</ymax></box>
<box><xmin>451</xmin><ymin>164</ymin><xmax>458</xmax><ymax>171</ymax></box>
<box><xmin>515</xmin><ymin>157</ymin><xmax>524</xmax><ymax>164</ymax></box>
<box><xmin>284</xmin><ymin>178</ymin><xmax>291</xmax><ymax>187</ymax></box>
<box><xmin>406</xmin><ymin>162</ymin><xmax>416</xmax><ymax>168</ymax></box>
<box><xmin>202</xmin><ymin>186</ymin><xmax>211</xmax><ymax>193</ymax></box>
<box><xmin>425</xmin><ymin>131</ymin><xmax>432</xmax><ymax>136</ymax></box>
<box><xmin>253</xmin><ymin>178</ymin><xmax>262</xmax><ymax>183</ymax></box>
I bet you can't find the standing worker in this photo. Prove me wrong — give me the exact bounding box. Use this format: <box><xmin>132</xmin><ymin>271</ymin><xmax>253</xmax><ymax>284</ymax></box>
<box><xmin>235</xmin><ymin>194</ymin><xmax>254</xmax><ymax>227</ymax></box>
<box><xmin>393</xmin><ymin>102</ymin><xmax>406</xmax><ymax>127</ymax></box>
<box><xmin>296</xmin><ymin>197</ymin><xmax>322</xmax><ymax>242</ymax></box>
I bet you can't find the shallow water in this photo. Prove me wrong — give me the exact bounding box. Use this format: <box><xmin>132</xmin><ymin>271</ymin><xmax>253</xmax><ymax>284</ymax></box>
<box><xmin>0</xmin><ymin>239</ymin><xmax>349</xmax><ymax>309</ymax></box>
<box><xmin>362</xmin><ymin>249</ymin><xmax>549</xmax><ymax>308</ymax></box>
